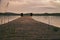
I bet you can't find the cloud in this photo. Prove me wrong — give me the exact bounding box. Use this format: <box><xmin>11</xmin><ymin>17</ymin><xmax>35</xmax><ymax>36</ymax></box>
<box><xmin>0</xmin><ymin>0</ymin><xmax>60</xmax><ymax>13</ymax></box>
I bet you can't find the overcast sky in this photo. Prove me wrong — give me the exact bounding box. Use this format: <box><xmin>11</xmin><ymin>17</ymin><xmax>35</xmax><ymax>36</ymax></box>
<box><xmin>0</xmin><ymin>0</ymin><xmax>60</xmax><ymax>13</ymax></box>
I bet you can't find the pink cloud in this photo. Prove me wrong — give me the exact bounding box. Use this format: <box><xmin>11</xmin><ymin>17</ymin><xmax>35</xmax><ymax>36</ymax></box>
<box><xmin>0</xmin><ymin>0</ymin><xmax>60</xmax><ymax>13</ymax></box>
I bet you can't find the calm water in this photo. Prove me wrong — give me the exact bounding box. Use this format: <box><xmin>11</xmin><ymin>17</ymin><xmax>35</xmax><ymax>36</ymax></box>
<box><xmin>0</xmin><ymin>16</ymin><xmax>20</xmax><ymax>25</ymax></box>
<box><xmin>32</xmin><ymin>16</ymin><xmax>60</xmax><ymax>28</ymax></box>
<box><xmin>0</xmin><ymin>15</ymin><xmax>60</xmax><ymax>28</ymax></box>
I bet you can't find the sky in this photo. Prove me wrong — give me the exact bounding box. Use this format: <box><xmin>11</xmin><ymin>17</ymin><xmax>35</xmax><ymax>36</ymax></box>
<box><xmin>0</xmin><ymin>0</ymin><xmax>60</xmax><ymax>13</ymax></box>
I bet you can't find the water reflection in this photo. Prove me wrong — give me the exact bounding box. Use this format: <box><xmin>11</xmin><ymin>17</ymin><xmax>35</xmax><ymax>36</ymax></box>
<box><xmin>0</xmin><ymin>14</ymin><xmax>60</xmax><ymax>28</ymax></box>
<box><xmin>32</xmin><ymin>16</ymin><xmax>60</xmax><ymax>28</ymax></box>
<box><xmin>0</xmin><ymin>16</ymin><xmax>21</xmax><ymax>25</ymax></box>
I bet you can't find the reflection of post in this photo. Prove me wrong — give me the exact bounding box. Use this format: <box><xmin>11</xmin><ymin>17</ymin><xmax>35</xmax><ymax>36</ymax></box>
<box><xmin>48</xmin><ymin>16</ymin><xmax>50</xmax><ymax>25</ymax></box>
<box><xmin>3</xmin><ymin>15</ymin><xmax>5</xmax><ymax>24</ymax></box>
<box><xmin>48</xmin><ymin>16</ymin><xmax>49</xmax><ymax>24</ymax></box>
<box><xmin>0</xmin><ymin>16</ymin><xmax>2</xmax><ymax>25</ymax></box>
